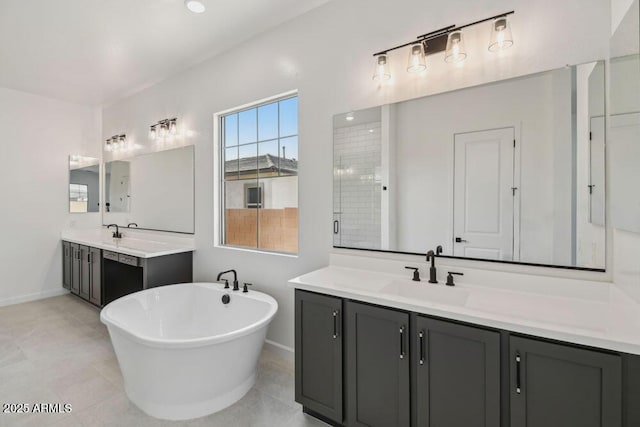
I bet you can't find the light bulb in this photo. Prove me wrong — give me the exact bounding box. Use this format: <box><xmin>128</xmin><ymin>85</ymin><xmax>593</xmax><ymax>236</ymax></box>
<box><xmin>406</xmin><ymin>42</ymin><xmax>426</xmax><ymax>73</ymax></box>
<box><xmin>488</xmin><ymin>17</ymin><xmax>513</xmax><ymax>52</ymax></box>
<box><xmin>149</xmin><ymin>126</ymin><xmax>157</xmax><ymax>140</ymax></box>
<box><xmin>184</xmin><ymin>0</ymin><xmax>205</xmax><ymax>13</ymax></box>
<box><xmin>159</xmin><ymin>124</ymin><xmax>167</xmax><ymax>138</ymax></box>
<box><xmin>105</xmin><ymin>142</ymin><xmax>111</xmax><ymax>152</ymax></box>
<box><xmin>372</xmin><ymin>54</ymin><xmax>391</xmax><ymax>81</ymax></box>
<box><xmin>346</xmin><ymin>112</ymin><xmax>354</xmax><ymax>121</ymax></box>
<box><xmin>169</xmin><ymin>120</ymin><xmax>177</xmax><ymax>135</ymax></box>
<box><xmin>445</xmin><ymin>31</ymin><xmax>467</xmax><ymax>63</ymax></box>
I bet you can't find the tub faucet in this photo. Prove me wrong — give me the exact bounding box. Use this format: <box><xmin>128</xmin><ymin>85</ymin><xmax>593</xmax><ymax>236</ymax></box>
<box><xmin>217</xmin><ymin>270</ymin><xmax>239</xmax><ymax>291</ymax></box>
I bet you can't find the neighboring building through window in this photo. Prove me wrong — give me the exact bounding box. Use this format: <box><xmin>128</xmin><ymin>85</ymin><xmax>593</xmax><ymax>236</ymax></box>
<box><xmin>69</xmin><ymin>183</ymin><xmax>89</xmax><ymax>213</ymax></box>
<box><xmin>220</xmin><ymin>95</ymin><xmax>298</xmax><ymax>254</ymax></box>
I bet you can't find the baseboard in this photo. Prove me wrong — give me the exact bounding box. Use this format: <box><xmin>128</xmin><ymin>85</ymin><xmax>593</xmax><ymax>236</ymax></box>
<box><xmin>0</xmin><ymin>287</ymin><xmax>70</xmax><ymax>308</ymax></box>
<box><xmin>264</xmin><ymin>339</ymin><xmax>295</xmax><ymax>362</ymax></box>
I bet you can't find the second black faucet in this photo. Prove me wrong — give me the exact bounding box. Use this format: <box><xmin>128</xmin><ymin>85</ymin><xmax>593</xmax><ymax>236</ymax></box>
<box><xmin>425</xmin><ymin>245</ymin><xmax>443</xmax><ymax>283</ymax></box>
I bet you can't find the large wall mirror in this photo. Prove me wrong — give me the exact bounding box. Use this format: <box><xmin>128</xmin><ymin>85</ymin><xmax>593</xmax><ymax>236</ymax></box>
<box><xmin>610</xmin><ymin>0</ymin><xmax>640</xmax><ymax>234</ymax></box>
<box><xmin>69</xmin><ymin>156</ymin><xmax>100</xmax><ymax>213</ymax></box>
<box><xmin>333</xmin><ymin>59</ymin><xmax>609</xmax><ymax>270</ymax></box>
<box><xmin>103</xmin><ymin>145</ymin><xmax>195</xmax><ymax>234</ymax></box>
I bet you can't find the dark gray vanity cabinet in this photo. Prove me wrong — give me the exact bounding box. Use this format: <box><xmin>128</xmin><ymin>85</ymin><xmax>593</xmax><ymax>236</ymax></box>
<box><xmin>510</xmin><ymin>336</ymin><xmax>622</xmax><ymax>427</ymax></box>
<box><xmin>88</xmin><ymin>247</ymin><xmax>102</xmax><ymax>306</ymax></box>
<box><xmin>413</xmin><ymin>316</ymin><xmax>500</xmax><ymax>427</ymax></box>
<box><xmin>346</xmin><ymin>301</ymin><xmax>410</xmax><ymax>427</ymax></box>
<box><xmin>63</xmin><ymin>242</ymin><xmax>101</xmax><ymax>306</ymax></box>
<box><xmin>62</xmin><ymin>241</ymin><xmax>72</xmax><ymax>290</ymax></box>
<box><xmin>295</xmin><ymin>290</ymin><xmax>344</xmax><ymax>424</ymax></box>
<box><xmin>70</xmin><ymin>243</ymin><xmax>81</xmax><ymax>295</ymax></box>
<box><xmin>79</xmin><ymin>245</ymin><xmax>91</xmax><ymax>299</ymax></box>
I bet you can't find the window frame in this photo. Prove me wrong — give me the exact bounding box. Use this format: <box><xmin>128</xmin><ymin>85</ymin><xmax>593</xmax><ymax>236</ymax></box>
<box><xmin>214</xmin><ymin>90</ymin><xmax>299</xmax><ymax>257</ymax></box>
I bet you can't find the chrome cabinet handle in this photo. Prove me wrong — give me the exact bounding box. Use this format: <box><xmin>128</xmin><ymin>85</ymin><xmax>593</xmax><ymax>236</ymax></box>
<box><xmin>399</xmin><ymin>326</ymin><xmax>406</xmax><ymax>359</ymax></box>
<box><xmin>332</xmin><ymin>310</ymin><xmax>339</xmax><ymax>339</ymax></box>
<box><xmin>333</xmin><ymin>220</ymin><xmax>339</xmax><ymax>234</ymax></box>
<box><xmin>418</xmin><ymin>330</ymin><xmax>425</xmax><ymax>365</ymax></box>
<box><xmin>515</xmin><ymin>354</ymin><xmax>522</xmax><ymax>394</ymax></box>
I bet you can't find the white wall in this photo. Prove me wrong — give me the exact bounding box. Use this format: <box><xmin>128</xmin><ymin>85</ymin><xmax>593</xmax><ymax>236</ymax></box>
<box><xmin>0</xmin><ymin>87</ymin><xmax>101</xmax><ymax>306</ymax></box>
<box><xmin>102</xmin><ymin>0</ymin><xmax>610</xmax><ymax>349</ymax></box>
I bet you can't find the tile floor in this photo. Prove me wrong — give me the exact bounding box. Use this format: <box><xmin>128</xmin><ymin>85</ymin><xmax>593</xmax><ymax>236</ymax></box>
<box><xmin>0</xmin><ymin>294</ymin><xmax>326</xmax><ymax>427</ymax></box>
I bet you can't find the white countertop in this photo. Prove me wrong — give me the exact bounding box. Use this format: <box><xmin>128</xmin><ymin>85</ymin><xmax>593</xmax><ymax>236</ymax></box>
<box><xmin>289</xmin><ymin>265</ymin><xmax>640</xmax><ymax>355</ymax></box>
<box><xmin>61</xmin><ymin>228</ymin><xmax>194</xmax><ymax>258</ymax></box>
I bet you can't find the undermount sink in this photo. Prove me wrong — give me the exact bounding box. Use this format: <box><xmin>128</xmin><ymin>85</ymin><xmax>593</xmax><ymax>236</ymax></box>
<box><xmin>380</xmin><ymin>281</ymin><xmax>469</xmax><ymax>306</ymax></box>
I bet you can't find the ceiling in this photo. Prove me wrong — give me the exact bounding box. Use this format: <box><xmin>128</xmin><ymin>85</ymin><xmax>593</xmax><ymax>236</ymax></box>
<box><xmin>0</xmin><ymin>0</ymin><xmax>331</xmax><ymax>106</ymax></box>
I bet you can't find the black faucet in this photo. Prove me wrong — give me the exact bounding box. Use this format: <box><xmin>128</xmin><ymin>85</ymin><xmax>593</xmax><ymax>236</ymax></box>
<box><xmin>107</xmin><ymin>224</ymin><xmax>122</xmax><ymax>239</ymax></box>
<box><xmin>425</xmin><ymin>251</ymin><xmax>437</xmax><ymax>283</ymax></box>
<box><xmin>217</xmin><ymin>270</ymin><xmax>239</xmax><ymax>291</ymax></box>
<box><xmin>404</xmin><ymin>266</ymin><xmax>420</xmax><ymax>282</ymax></box>
<box><xmin>446</xmin><ymin>271</ymin><xmax>464</xmax><ymax>287</ymax></box>
<box><xmin>127</xmin><ymin>223</ymin><xmax>138</xmax><ymax>228</ymax></box>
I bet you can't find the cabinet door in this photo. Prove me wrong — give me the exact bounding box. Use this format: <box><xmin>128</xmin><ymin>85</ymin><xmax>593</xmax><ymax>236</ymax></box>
<box><xmin>79</xmin><ymin>245</ymin><xmax>91</xmax><ymax>300</ymax></box>
<box><xmin>89</xmin><ymin>247</ymin><xmax>101</xmax><ymax>306</ymax></box>
<box><xmin>70</xmin><ymin>244</ymin><xmax>80</xmax><ymax>295</ymax></box>
<box><xmin>414</xmin><ymin>316</ymin><xmax>500</xmax><ymax>427</ymax></box>
<box><xmin>295</xmin><ymin>290</ymin><xmax>343</xmax><ymax>424</ymax></box>
<box><xmin>62</xmin><ymin>242</ymin><xmax>71</xmax><ymax>290</ymax></box>
<box><xmin>346</xmin><ymin>301</ymin><xmax>410</xmax><ymax>427</ymax></box>
<box><xmin>510</xmin><ymin>336</ymin><xmax>622</xmax><ymax>427</ymax></box>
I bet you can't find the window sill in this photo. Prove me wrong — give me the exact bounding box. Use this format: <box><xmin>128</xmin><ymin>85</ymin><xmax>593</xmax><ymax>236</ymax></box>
<box><xmin>215</xmin><ymin>244</ymin><xmax>299</xmax><ymax>258</ymax></box>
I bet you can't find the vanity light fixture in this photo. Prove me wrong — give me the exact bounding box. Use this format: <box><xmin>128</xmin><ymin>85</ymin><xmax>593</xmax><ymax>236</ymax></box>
<box><xmin>105</xmin><ymin>134</ymin><xmax>128</xmax><ymax>152</ymax></box>
<box><xmin>148</xmin><ymin>118</ymin><xmax>178</xmax><ymax>141</ymax></box>
<box><xmin>407</xmin><ymin>42</ymin><xmax>427</xmax><ymax>73</ymax></box>
<box><xmin>372</xmin><ymin>54</ymin><xmax>391</xmax><ymax>81</ymax></box>
<box><xmin>371</xmin><ymin>11</ymin><xmax>514</xmax><ymax>80</ymax></box>
<box><xmin>488</xmin><ymin>16</ymin><xmax>514</xmax><ymax>52</ymax></box>
<box><xmin>445</xmin><ymin>30</ymin><xmax>467</xmax><ymax>63</ymax></box>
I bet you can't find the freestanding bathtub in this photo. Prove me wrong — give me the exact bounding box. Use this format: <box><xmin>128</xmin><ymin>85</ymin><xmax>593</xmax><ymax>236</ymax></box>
<box><xmin>100</xmin><ymin>282</ymin><xmax>278</xmax><ymax>420</ymax></box>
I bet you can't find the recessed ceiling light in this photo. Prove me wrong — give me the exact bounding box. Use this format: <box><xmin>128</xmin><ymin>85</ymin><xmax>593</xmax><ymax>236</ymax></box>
<box><xmin>185</xmin><ymin>0</ymin><xmax>206</xmax><ymax>13</ymax></box>
<box><xmin>345</xmin><ymin>113</ymin><xmax>354</xmax><ymax>121</ymax></box>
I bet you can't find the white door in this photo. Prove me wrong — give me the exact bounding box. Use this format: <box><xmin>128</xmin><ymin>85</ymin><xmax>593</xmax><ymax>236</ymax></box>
<box><xmin>589</xmin><ymin>117</ymin><xmax>606</xmax><ymax>226</ymax></box>
<box><xmin>609</xmin><ymin>112</ymin><xmax>640</xmax><ymax>232</ymax></box>
<box><xmin>453</xmin><ymin>128</ymin><xmax>515</xmax><ymax>260</ymax></box>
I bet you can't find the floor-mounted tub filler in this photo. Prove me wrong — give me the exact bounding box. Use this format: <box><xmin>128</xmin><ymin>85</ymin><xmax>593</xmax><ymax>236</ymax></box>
<box><xmin>100</xmin><ymin>282</ymin><xmax>278</xmax><ymax>420</ymax></box>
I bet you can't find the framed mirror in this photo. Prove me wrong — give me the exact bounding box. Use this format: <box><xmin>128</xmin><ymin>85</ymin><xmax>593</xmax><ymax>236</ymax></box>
<box><xmin>69</xmin><ymin>156</ymin><xmax>100</xmax><ymax>213</ymax></box>
<box><xmin>333</xmin><ymin>60</ymin><xmax>607</xmax><ymax>270</ymax></box>
<box><xmin>103</xmin><ymin>145</ymin><xmax>195</xmax><ymax>234</ymax></box>
<box><xmin>609</xmin><ymin>0</ymin><xmax>640</xmax><ymax>233</ymax></box>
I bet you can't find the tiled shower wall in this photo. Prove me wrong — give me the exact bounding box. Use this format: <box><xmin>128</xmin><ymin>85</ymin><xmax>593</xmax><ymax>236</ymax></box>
<box><xmin>333</xmin><ymin>122</ymin><xmax>382</xmax><ymax>249</ymax></box>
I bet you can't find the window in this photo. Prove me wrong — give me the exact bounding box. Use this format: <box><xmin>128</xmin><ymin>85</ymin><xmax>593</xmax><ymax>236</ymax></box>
<box><xmin>220</xmin><ymin>94</ymin><xmax>298</xmax><ymax>254</ymax></box>
<box><xmin>69</xmin><ymin>183</ymin><xmax>89</xmax><ymax>213</ymax></box>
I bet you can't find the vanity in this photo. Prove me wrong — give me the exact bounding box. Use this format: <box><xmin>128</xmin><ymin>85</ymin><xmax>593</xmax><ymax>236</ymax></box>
<box><xmin>298</xmin><ymin>2</ymin><xmax>640</xmax><ymax>425</ymax></box>
<box><xmin>61</xmin><ymin>229</ymin><xmax>193</xmax><ymax>307</ymax></box>
<box><xmin>290</xmin><ymin>261</ymin><xmax>640</xmax><ymax>427</ymax></box>
<box><xmin>66</xmin><ymin>142</ymin><xmax>196</xmax><ymax>307</ymax></box>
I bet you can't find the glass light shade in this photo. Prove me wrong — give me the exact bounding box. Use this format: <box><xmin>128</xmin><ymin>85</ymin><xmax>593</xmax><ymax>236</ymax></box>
<box><xmin>445</xmin><ymin>31</ymin><xmax>467</xmax><ymax>63</ymax></box>
<box><xmin>105</xmin><ymin>142</ymin><xmax>112</xmax><ymax>152</ymax></box>
<box><xmin>169</xmin><ymin>120</ymin><xmax>177</xmax><ymax>135</ymax></box>
<box><xmin>488</xmin><ymin>16</ymin><xmax>513</xmax><ymax>52</ymax></box>
<box><xmin>149</xmin><ymin>126</ymin><xmax>157</xmax><ymax>140</ymax></box>
<box><xmin>159</xmin><ymin>124</ymin><xmax>167</xmax><ymax>138</ymax></box>
<box><xmin>372</xmin><ymin>54</ymin><xmax>391</xmax><ymax>81</ymax></box>
<box><xmin>406</xmin><ymin>42</ymin><xmax>426</xmax><ymax>72</ymax></box>
<box><xmin>184</xmin><ymin>0</ymin><xmax>205</xmax><ymax>13</ymax></box>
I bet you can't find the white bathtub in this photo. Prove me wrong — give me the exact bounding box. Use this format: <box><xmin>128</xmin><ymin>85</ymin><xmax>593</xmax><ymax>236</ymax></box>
<box><xmin>100</xmin><ymin>282</ymin><xmax>278</xmax><ymax>420</ymax></box>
